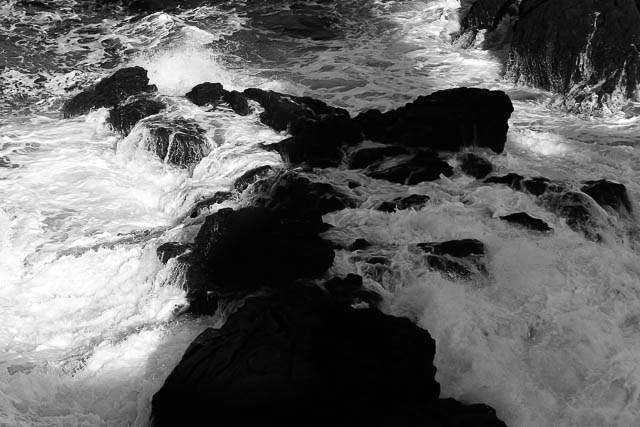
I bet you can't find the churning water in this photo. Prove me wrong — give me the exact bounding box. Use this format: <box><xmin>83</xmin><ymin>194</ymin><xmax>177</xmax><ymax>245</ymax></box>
<box><xmin>2</xmin><ymin>0</ymin><xmax>640</xmax><ymax>426</ymax></box>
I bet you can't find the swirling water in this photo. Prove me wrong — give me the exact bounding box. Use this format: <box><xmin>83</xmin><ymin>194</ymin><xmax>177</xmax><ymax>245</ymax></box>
<box><xmin>2</xmin><ymin>0</ymin><xmax>640</xmax><ymax>426</ymax></box>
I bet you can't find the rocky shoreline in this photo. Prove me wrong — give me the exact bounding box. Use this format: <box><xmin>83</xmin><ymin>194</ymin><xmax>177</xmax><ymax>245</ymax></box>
<box><xmin>59</xmin><ymin>58</ymin><xmax>638</xmax><ymax>425</ymax></box>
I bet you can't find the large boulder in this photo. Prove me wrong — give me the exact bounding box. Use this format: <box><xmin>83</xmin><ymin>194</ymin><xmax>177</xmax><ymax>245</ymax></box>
<box><xmin>506</xmin><ymin>0</ymin><xmax>640</xmax><ymax>114</ymax></box>
<box><xmin>151</xmin><ymin>287</ymin><xmax>506</xmax><ymax>427</ymax></box>
<box><xmin>186</xmin><ymin>82</ymin><xmax>250</xmax><ymax>116</ymax></box>
<box><xmin>107</xmin><ymin>97</ymin><xmax>165</xmax><ymax>136</ymax></box>
<box><xmin>355</xmin><ymin>87</ymin><xmax>514</xmax><ymax>153</ymax></box>
<box><xmin>245</xmin><ymin>88</ymin><xmax>361</xmax><ymax>167</ymax></box>
<box><xmin>452</xmin><ymin>0</ymin><xmax>518</xmax><ymax>48</ymax></box>
<box><xmin>62</xmin><ymin>67</ymin><xmax>155</xmax><ymax>118</ymax></box>
<box><xmin>133</xmin><ymin>117</ymin><xmax>210</xmax><ymax>168</ymax></box>
<box><xmin>188</xmin><ymin>206</ymin><xmax>335</xmax><ymax>293</ymax></box>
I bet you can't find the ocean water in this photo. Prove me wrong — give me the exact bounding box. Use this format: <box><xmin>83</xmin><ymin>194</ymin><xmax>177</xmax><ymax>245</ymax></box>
<box><xmin>2</xmin><ymin>0</ymin><xmax>640</xmax><ymax>426</ymax></box>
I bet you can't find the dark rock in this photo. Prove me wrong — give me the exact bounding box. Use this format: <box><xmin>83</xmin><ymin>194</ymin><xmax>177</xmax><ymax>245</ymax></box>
<box><xmin>520</xmin><ymin>176</ymin><xmax>552</xmax><ymax>196</ymax></box>
<box><xmin>377</xmin><ymin>194</ymin><xmax>430</xmax><ymax>212</ymax></box>
<box><xmin>151</xmin><ymin>288</ymin><xmax>438</xmax><ymax>427</ymax></box>
<box><xmin>156</xmin><ymin>242</ymin><xmax>193</xmax><ymax>264</ymax></box>
<box><xmin>581</xmin><ymin>179</ymin><xmax>633</xmax><ymax>216</ymax></box>
<box><xmin>500</xmin><ymin>212</ymin><xmax>552</xmax><ymax>232</ymax></box>
<box><xmin>152</xmin><ymin>287</ymin><xmax>506</xmax><ymax>426</ymax></box>
<box><xmin>223</xmin><ymin>90</ymin><xmax>250</xmax><ymax>116</ymax></box>
<box><xmin>0</xmin><ymin>156</ymin><xmax>18</xmax><ymax>168</ymax></box>
<box><xmin>349</xmin><ymin>238</ymin><xmax>372</xmax><ymax>251</ymax></box>
<box><xmin>418</xmin><ymin>239</ymin><xmax>485</xmax><ymax>258</ymax></box>
<box><xmin>541</xmin><ymin>191</ymin><xmax>605</xmax><ymax>241</ymax></box>
<box><xmin>459</xmin><ymin>153</ymin><xmax>493</xmax><ymax>179</ymax></box>
<box><xmin>347</xmin><ymin>180</ymin><xmax>361</xmax><ymax>189</ymax></box>
<box><xmin>244</xmin><ymin>88</ymin><xmax>361</xmax><ymax>167</ymax></box>
<box><xmin>233</xmin><ymin>165</ymin><xmax>274</xmax><ymax>192</ymax></box>
<box><xmin>356</xmin><ymin>87</ymin><xmax>513</xmax><ymax>153</ymax></box>
<box><xmin>186</xmin><ymin>83</ymin><xmax>251</xmax><ymax>116</ymax></box>
<box><xmin>453</xmin><ymin>0</ymin><xmax>518</xmax><ymax>48</ymax></box>
<box><xmin>107</xmin><ymin>98</ymin><xmax>165</xmax><ymax>136</ymax></box>
<box><xmin>347</xmin><ymin>144</ymin><xmax>409</xmax><ymax>169</ymax></box>
<box><xmin>256</xmin><ymin>171</ymin><xmax>356</xmax><ymax>227</ymax></box>
<box><xmin>189</xmin><ymin>191</ymin><xmax>233</xmax><ymax>218</ymax></box>
<box><xmin>189</xmin><ymin>207</ymin><xmax>335</xmax><ymax>292</ymax></box>
<box><xmin>324</xmin><ymin>274</ymin><xmax>382</xmax><ymax>307</ymax></box>
<box><xmin>185</xmin><ymin>82</ymin><xmax>226</xmax><ymax>106</ymax></box>
<box><xmin>62</xmin><ymin>67</ymin><xmax>155</xmax><ymax>118</ymax></box>
<box><xmin>506</xmin><ymin>0</ymin><xmax>640</xmax><ymax>114</ymax></box>
<box><xmin>136</xmin><ymin>117</ymin><xmax>210</xmax><ymax>168</ymax></box>
<box><xmin>484</xmin><ymin>172</ymin><xmax>524</xmax><ymax>189</ymax></box>
<box><xmin>418</xmin><ymin>239</ymin><xmax>487</xmax><ymax>280</ymax></box>
<box><xmin>367</xmin><ymin>153</ymin><xmax>453</xmax><ymax>185</ymax></box>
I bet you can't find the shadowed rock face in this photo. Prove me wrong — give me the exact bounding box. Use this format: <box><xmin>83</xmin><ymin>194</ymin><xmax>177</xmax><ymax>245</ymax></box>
<box><xmin>500</xmin><ymin>212</ymin><xmax>552</xmax><ymax>232</ymax></box>
<box><xmin>151</xmin><ymin>287</ymin><xmax>507</xmax><ymax>427</ymax></box>
<box><xmin>453</xmin><ymin>0</ymin><xmax>518</xmax><ymax>48</ymax></box>
<box><xmin>506</xmin><ymin>0</ymin><xmax>640</xmax><ymax>114</ymax></box>
<box><xmin>107</xmin><ymin>98</ymin><xmax>165</xmax><ymax>136</ymax></box>
<box><xmin>62</xmin><ymin>67</ymin><xmax>155</xmax><ymax>118</ymax></box>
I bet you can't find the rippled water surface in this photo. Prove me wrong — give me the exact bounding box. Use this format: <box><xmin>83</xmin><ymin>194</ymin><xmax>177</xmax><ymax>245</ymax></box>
<box><xmin>2</xmin><ymin>0</ymin><xmax>640</xmax><ymax>426</ymax></box>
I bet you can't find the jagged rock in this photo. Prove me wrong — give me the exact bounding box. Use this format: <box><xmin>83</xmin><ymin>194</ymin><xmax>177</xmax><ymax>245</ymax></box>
<box><xmin>107</xmin><ymin>98</ymin><xmax>165</xmax><ymax>136</ymax></box>
<box><xmin>500</xmin><ymin>212</ymin><xmax>552</xmax><ymax>232</ymax></box>
<box><xmin>347</xmin><ymin>144</ymin><xmax>409</xmax><ymax>169</ymax></box>
<box><xmin>156</xmin><ymin>242</ymin><xmax>193</xmax><ymax>264</ymax></box>
<box><xmin>452</xmin><ymin>0</ymin><xmax>518</xmax><ymax>48</ymax></box>
<box><xmin>349</xmin><ymin>238</ymin><xmax>372</xmax><ymax>251</ymax></box>
<box><xmin>233</xmin><ymin>165</ymin><xmax>274</xmax><ymax>192</ymax></box>
<box><xmin>188</xmin><ymin>207</ymin><xmax>334</xmax><ymax>293</ymax></box>
<box><xmin>254</xmin><ymin>171</ymin><xmax>356</xmax><ymax>228</ymax></box>
<box><xmin>62</xmin><ymin>67</ymin><xmax>155</xmax><ymax>118</ymax></box>
<box><xmin>541</xmin><ymin>191</ymin><xmax>607</xmax><ymax>241</ymax></box>
<box><xmin>418</xmin><ymin>239</ymin><xmax>487</xmax><ymax>279</ymax></box>
<box><xmin>377</xmin><ymin>194</ymin><xmax>430</xmax><ymax>212</ymax></box>
<box><xmin>324</xmin><ymin>273</ymin><xmax>381</xmax><ymax>307</ymax></box>
<box><xmin>135</xmin><ymin>117</ymin><xmax>210</xmax><ymax>168</ymax></box>
<box><xmin>484</xmin><ymin>172</ymin><xmax>524</xmax><ymax>189</ymax></box>
<box><xmin>367</xmin><ymin>153</ymin><xmax>453</xmax><ymax>185</ymax></box>
<box><xmin>152</xmin><ymin>287</ymin><xmax>507</xmax><ymax>426</ymax></box>
<box><xmin>459</xmin><ymin>153</ymin><xmax>493</xmax><ymax>179</ymax></box>
<box><xmin>245</xmin><ymin>88</ymin><xmax>361</xmax><ymax>167</ymax></box>
<box><xmin>506</xmin><ymin>0</ymin><xmax>640</xmax><ymax>115</ymax></box>
<box><xmin>189</xmin><ymin>191</ymin><xmax>233</xmax><ymax>218</ymax></box>
<box><xmin>581</xmin><ymin>179</ymin><xmax>633</xmax><ymax>217</ymax></box>
<box><xmin>355</xmin><ymin>87</ymin><xmax>513</xmax><ymax>153</ymax></box>
<box><xmin>186</xmin><ymin>82</ymin><xmax>250</xmax><ymax>116</ymax></box>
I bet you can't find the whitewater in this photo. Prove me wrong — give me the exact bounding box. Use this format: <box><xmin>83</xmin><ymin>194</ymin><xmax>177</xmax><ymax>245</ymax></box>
<box><xmin>2</xmin><ymin>0</ymin><xmax>640</xmax><ymax>426</ymax></box>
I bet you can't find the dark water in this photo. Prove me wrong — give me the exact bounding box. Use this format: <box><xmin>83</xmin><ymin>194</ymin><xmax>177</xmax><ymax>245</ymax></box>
<box><xmin>2</xmin><ymin>1</ymin><xmax>640</xmax><ymax>426</ymax></box>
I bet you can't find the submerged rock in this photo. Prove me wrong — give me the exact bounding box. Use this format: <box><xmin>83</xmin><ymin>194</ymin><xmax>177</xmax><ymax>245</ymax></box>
<box><xmin>418</xmin><ymin>239</ymin><xmax>487</xmax><ymax>280</ymax></box>
<box><xmin>378</xmin><ymin>194</ymin><xmax>430</xmax><ymax>212</ymax></box>
<box><xmin>107</xmin><ymin>97</ymin><xmax>165</xmax><ymax>136</ymax></box>
<box><xmin>541</xmin><ymin>191</ymin><xmax>607</xmax><ymax>241</ymax></box>
<box><xmin>347</xmin><ymin>144</ymin><xmax>409</xmax><ymax>169</ymax></box>
<box><xmin>581</xmin><ymin>179</ymin><xmax>633</xmax><ymax>217</ymax></box>
<box><xmin>500</xmin><ymin>212</ymin><xmax>552</xmax><ymax>232</ymax></box>
<box><xmin>506</xmin><ymin>0</ymin><xmax>640</xmax><ymax>115</ymax></box>
<box><xmin>62</xmin><ymin>67</ymin><xmax>155</xmax><ymax>118</ymax></box>
<box><xmin>135</xmin><ymin>117</ymin><xmax>210</xmax><ymax>168</ymax></box>
<box><xmin>459</xmin><ymin>152</ymin><xmax>493</xmax><ymax>179</ymax></box>
<box><xmin>151</xmin><ymin>287</ymin><xmax>506</xmax><ymax>427</ymax></box>
<box><xmin>189</xmin><ymin>191</ymin><xmax>233</xmax><ymax>218</ymax></box>
<box><xmin>367</xmin><ymin>152</ymin><xmax>453</xmax><ymax>185</ymax></box>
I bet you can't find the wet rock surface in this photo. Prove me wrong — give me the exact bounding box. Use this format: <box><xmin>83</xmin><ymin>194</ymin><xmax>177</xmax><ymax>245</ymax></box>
<box><xmin>418</xmin><ymin>239</ymin><xmax>487</xmax><ymax>280</ymax></box>
<box><xmin>500</xmin><ymin>212</ymin><xmax>552</xmax><ymax>232</ymax></box>
<box><xmin>136</xmin><ymin>117</ymin><xmax>211</xmax><ymax>168</ymax></box>
<box><xmin>186</xmin><ymin>82</ymin><xmax>251</xmax><ymax>116</ymax></box>
<box><xmin>367</xmin><ymin>152</ymin><xmax>453</xmax><ymax>185</ymax></box>
<box><xmin>581</xmin><ymin>179</ymin><xmax>633</xmax><ymax>217</ymax></box>
<box><xmin>507</xmin><ymin>0</ymin><xmax>640</xmax><ymax>114</ymax></box>
<box><xmin>459</xmin><ymin>152</ymin><xmax>493</xmax><ymax>179</ymax></box>
<box><xmin>107</xmin><ymin>97</ymin><xmax>165</xmax><ymax>136</ymax></box>
<box><xmin>62</xmin><ymin>67</ymin><xmax>156</xmax><ymax>118</ymax></box>
<box><xmin>378</xmin><ymin>194</ymin><xmax>430</xmax><ymax>212</ymax></box>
